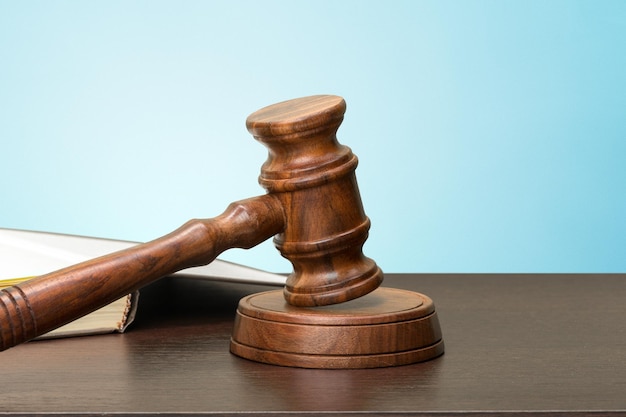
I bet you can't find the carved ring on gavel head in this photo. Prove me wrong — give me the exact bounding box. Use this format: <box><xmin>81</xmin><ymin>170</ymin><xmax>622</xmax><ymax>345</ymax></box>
<box><xmin>0</xmin><ymin>95</ymin><xmax>443</xmax><ymax>368</ymax></box>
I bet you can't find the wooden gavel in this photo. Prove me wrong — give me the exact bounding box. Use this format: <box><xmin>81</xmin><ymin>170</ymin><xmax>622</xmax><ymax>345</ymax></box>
<box><xmin>1</xmin><ymin>96</ymin><xmax>443</xmax><ymax>368</ymax></box>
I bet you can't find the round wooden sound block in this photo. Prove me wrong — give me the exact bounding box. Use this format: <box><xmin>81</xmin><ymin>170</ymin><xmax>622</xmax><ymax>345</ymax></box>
<box><xmin>230</xmin><ymin>287</ymin><xmax>444</xmax><ymax>369</ymax></box>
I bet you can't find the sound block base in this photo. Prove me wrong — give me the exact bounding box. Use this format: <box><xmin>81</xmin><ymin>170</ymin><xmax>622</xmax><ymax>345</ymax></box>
<box><xmin>230</xmin><ymin>287</ymin><xmax>444</xmax><ymax>369</ymax></box>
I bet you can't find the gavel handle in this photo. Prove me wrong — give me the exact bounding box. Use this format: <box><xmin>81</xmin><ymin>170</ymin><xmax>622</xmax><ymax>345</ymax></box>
<box><xmin>0</xmin><ymin>194</ymin><xmax>284</xmax><ymax>351</ymax></box>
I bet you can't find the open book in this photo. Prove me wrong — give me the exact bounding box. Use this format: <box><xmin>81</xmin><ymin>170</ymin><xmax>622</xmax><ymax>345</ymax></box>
<box><xmin>0</xmin><ymin>228</ymin><xmax>285</xmax><ymax>339</ymax></box>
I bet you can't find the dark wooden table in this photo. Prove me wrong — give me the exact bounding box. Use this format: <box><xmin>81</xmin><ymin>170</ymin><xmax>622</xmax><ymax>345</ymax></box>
<box><xmin>1</xmin><ymin>274</ymin><xmax>625</xmax><ymax>416</ymax></box>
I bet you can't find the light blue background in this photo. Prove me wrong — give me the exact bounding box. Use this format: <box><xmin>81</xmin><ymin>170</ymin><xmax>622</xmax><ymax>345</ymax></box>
<box><xmin>1</xmin><ymin>1</ymin><xmax>625</xmax><ymax>273</ymax></box>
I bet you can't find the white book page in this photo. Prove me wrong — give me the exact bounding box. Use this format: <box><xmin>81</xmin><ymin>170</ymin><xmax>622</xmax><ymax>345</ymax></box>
<box><xmin>0</xmin><ymin>228</ymin><xmax>285</xmax><ymax>286</ymax></box>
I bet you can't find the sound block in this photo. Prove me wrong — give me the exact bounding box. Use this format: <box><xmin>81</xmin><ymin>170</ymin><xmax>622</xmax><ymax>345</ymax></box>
<box><xmin>230</xmin><ymin>287</ymin><xmax>444</xmax><ymax>369</ymax></box>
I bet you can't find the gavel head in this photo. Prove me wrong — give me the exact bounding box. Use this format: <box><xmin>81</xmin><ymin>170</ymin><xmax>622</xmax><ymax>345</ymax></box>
<box><xmin>246</xmin><ymin>95</ymin><xmax>383</xmax><ymax>307</ymax></box>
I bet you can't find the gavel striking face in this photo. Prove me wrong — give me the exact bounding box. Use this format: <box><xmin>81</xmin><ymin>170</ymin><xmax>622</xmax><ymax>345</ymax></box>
<box><xmin>1</xmin><ymin>96</ymin><xmax>443</xmax><ymax>368</ymax></box>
